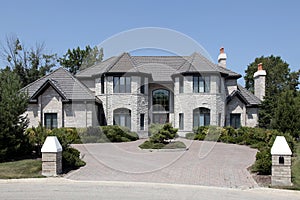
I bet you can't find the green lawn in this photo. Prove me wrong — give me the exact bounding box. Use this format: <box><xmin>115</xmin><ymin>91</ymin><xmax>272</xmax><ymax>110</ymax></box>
<box><xmin>291</xmin><ymin>142</ymin><xmax>300</xmax><ymax>189</ymax></box>
<box><xmin>0</xmin><ymin>159</ymin><xmax>44</xmax><ymax>179</ymax></box>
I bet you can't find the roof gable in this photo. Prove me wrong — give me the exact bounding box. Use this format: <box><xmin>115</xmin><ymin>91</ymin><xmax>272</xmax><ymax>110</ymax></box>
<box><xmin>22</xmin><ymin>67</ymin><xmax>99</xmax><ymax>102</ymax></box>
<box><xmin>30</xmin><ymin>79</ymin><xmax>68</xmax><ymax>102</ymax></box>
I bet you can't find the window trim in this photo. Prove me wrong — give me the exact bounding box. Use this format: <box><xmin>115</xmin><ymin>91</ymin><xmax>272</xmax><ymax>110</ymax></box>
<box><xmin>140</xmin><ymin>77</ymin><xmax>145</xmax><ymax>94</ymax></box>
<box><xmin>230</xmin><ymin>113</ymin><xmax>241</xmax><ymax>129</ymax></box>
<box><xmin>113</xmin><ymin>76</ymin><xmax>131</xmax><ymax>93</ymax></box>
<box><xmin>193</xmin><ymin>75</ymin><xmax>210</xmax><ymax>93</ymax></box>
<box><xmin>179</xmin><ymin>76</ymin><xmax>184</xmax><ymax>93</ymax></box>
<box><xmin>152</xmin><ymin>89</ymin><xmax>170</xmax><ymax>112</ymax></box>
<box><xmin>179</xmin><ymin>113</ymin><xmax>184</xmax><ymax>130</ymax></box>
<box><xmin>113</xmin><ymin>108</ymin><xmax>131</xmax><ymax>129</ymax></box>
<box><xmin>140</xmin><ymin>113</ymin><xmax>145</xmax><ymax>130</ymax></box>
<box><xmin>193</xmin><ymin>108</ymin><xmax>210</xmax><ymax>128</ymax></box>
<box><xmin>44</xmin><ymin>113</ymin><xmax>58</xmax><ymax>129</ymax></box>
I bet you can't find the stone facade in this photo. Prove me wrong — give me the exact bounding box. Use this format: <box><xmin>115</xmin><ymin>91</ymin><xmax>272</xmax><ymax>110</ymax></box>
<box><xmin>42</xmin><ymin>152</ymin><xmax>62</xmax><ymax>176</ymax></box>
<box><xmin>26</xmin><ymin>86</ymin><xmax>100</xmax><ymax>128</ymax></box>
<box><xmin>24</xmin><ymin>52</ymin><xmax>263</xmax><ymax>138</ymax></box>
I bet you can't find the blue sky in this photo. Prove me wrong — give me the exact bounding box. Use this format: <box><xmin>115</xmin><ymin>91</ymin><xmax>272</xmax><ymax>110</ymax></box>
<box><xmin>0</xmin><ymin>0</ymin><xmax>299</xmax><ymax>85</ymax></box>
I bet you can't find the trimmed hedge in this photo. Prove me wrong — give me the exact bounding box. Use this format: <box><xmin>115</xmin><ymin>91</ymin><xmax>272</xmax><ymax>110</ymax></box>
<box><xmin>78</xmin><ymin>125</ymin><xmax>139</xmax><ymax>143</ymax></box>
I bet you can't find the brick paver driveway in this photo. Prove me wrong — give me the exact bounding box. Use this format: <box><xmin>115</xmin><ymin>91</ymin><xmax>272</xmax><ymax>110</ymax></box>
<box><xmin>66</xmin><ymin>139</ymin><xmax>258</xmax><ymax>188</ymax></box>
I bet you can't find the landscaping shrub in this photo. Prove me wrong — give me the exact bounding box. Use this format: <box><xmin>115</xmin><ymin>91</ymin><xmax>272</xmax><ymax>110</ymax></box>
<box><xmin>49</xmin><ymin>128</ymin><xmax>85</xmax><ymax>170</ymax></box>
<box><xmin>185</xmin><ymin>132</ymin><xmax>196</xmax><ymax>140</ymax></box>
<box><xmin>101</xmin><ymin>125</ymin><xmax>139</xmax><ymax>142</ymax></box>
<box><xmin>62</xmin><ymin>147</ymin><xmax>86</xmax><ymax>171</ymax></box>
<box><xmin>77</xmin><ymin>126</ymin><xmax>138</xmax><ymax>143</ymax></box>
<box><xmin>149</xmin><ymin>123</ymin><xmax>178</xmax><ymax>144</ymax></box>
<box><xmin>252</xmin><ymin>149</ymin><xmax>272</xmax><ymax>175</ymax></box>
<box><xmin>148</xmin><ymin>123</ymin><xmax>164</xmax><ymax>136</ymax></box>
<box><xmin>140</xmin><ymin>123</ymin><xmax>184</xmax><ymax>149</ymax></box>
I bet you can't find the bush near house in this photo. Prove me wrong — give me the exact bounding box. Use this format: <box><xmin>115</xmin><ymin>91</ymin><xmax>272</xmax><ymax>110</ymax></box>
<box><xmin>186</xmin><ymin>126</ymin><xmax>295</xmax><ymax>175</ymax></box>
<box><xmin>77</xmin><ymin>125</ymin><xmax>139</xmax><ymax>143</ymax></box>
<box><xmin>26</xmin><ymin>125</ymin><xmax>85</xmax><ymax>172</ymax></box>
<box><xmin>139</xmin><ymin>123</ymin><xmax>186</xmax><ymax>149</ymax></box>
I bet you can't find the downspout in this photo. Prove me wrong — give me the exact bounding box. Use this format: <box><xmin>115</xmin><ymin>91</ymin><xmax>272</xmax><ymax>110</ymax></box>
<box><xmin>105</xmin><ymin>74</ymin><xmax>108</xmax><ymax>125</ymax></box>
<box><xmin>85</xmin><ymin>101</ymin><xmax>87</xmax><ymax>127</ymax></box>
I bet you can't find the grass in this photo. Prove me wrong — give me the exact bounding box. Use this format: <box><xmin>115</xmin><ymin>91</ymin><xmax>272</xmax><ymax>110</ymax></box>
<box><xmin>291</xmin><ymin>142</ymin><xmax>300</xmax><ymax>189</ymax></box>
<box><xmin>0</xmin><ymin>159</ymin><xmax>44</xmax><ymax>179</ymax></box>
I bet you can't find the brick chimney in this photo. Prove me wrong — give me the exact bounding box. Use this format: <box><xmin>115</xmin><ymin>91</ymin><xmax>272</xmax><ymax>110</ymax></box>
<box><xmin>254</xmin><ymin>63</ymin><xmax>266</xmax><ymax>100</ymax></box>
<box><xmin>218</xmin><ymin>47</ymin><xmax>227</xmax><ymax>68</ymax></box>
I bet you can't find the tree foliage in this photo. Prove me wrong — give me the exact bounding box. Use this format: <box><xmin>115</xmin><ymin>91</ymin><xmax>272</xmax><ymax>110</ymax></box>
<box><xmin>150</xmin><ymin>123</ymin><xmax>178</xmax><ymax>144</ymax></box>
<box><xmin>0</xmin><ymin>70</ymin><xmax>29</xmax><ymax>161</ymax></box>
<box><xmin>244</xmin><ymin>55</ymin><xmax>300</xmax><ymax>131</ymax></box>
<box><xmin>271</xmin><ymin>90</ymin><xmax>300</xmax><ymax>138</ymax></box>
<box><xmin>0</xmin><ymin>35</ymin><xmax>57</xmax><ymax>87</ymax></box>
<box><xmin>59</xmin><ymin>45</ymin><xmax>103</xmax><ymax>74</ymax></box>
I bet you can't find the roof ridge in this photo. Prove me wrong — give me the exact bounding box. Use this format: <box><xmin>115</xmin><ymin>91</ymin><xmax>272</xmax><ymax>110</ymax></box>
<box><xmin>76</xmin><ymin>56</ymin><xmax>115</xmax><ymax>75</ymax></box>
<box><xmin>105</xmin><ymin>52</ymin><xmax>126</xmax><ymax>72</ymax></box>
<box><xmin>21</xmin><ymin>67</ymin><xmax>64</xmax><ymax>91</ymax></box>
<box><xmin>61</xmin><ymin>67</ymin><xmax>96</xmax><ymax>99</ymax></box>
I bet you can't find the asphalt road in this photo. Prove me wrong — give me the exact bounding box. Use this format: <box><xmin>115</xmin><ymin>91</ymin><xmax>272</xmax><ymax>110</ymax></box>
<box><xmin>0</xmin><ymin>178</ymin><xmax>299</xmax><ymax>200</ymax></box>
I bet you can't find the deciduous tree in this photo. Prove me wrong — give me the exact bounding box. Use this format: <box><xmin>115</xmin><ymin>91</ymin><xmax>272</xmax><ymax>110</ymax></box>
<box><xmin>59</xmin><ymin>45</ymin><xmax>103</xmax><ymax>74</ymax></box>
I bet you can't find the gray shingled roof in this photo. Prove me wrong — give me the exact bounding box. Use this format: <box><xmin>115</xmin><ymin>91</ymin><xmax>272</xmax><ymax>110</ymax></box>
<box><xmin>227</xmin><ymin>84</ymin><xmax>261</xmax><ymax>106</ymax></box>
<box><xmin>237</xmin><ymin>84</ymin><xmax>261</xmax><ymax>105</ymax></box>
<box><xmin>22</xmin><ymin>67</ymin><xmax>99</xmax><ymax>102</ymax></box>
<box><xmin>76</xmin><ymin>52</ymin><xmax>241</xmax><ymax>81</ymax></box>
<box><xmin>75</xmin><ymin>56</ymin><xmax>118</xmax><ymax>77</ymax></box>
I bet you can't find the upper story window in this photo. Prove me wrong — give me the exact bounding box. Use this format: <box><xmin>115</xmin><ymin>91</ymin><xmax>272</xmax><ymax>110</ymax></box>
<box><xmin>140</xmin><ymin>77</ymin><xmax>145</xmax><ymax>94</ymax></box>
<box><xmin>113</xmin><ymin>76</ymin><xmax>131</xmax><ymax>93</ymax></box>
<box><xmin>179</xmin><ymin>76</ymin><xmax>184</xmax><ymax>93</ymax></box>
<box><xmin>101</xmin><ymin>76</ymin><xmax>105</xmax><ymax>94</ymax></box>
<box><xmin>193</xmin><ymin>75</ymin><xmax>210</xmax><ymax>93</ymax></box>
<box><xmin>153</xmin><ymin>89</ymin><xmax>169</xmax><ymax>111</ymax></box>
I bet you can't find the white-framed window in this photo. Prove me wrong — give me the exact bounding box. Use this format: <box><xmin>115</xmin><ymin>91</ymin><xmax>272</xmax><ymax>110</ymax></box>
<box><xmin>113</xmin><ymin>76</ymin><xmax>131</xmax><ymax>93</ymax></box>
<box><xmin>113</xmin><ymin>108</ymin><xmax>131</xmax><ymax>129</ymax></box>
<box><xmin>193</xmin><ymin>75</ymin><xmax>210</xmax><ymax>93</ymax></box>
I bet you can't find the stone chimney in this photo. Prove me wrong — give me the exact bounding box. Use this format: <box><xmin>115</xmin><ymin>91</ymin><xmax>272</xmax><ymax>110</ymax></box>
<box><xmin>218</xmin><ymin>47</ymin><xmax>227</xmax><ymax>68</ymax></box>
<box><xmin>254</xmin><ymin>63</ymin><xmax>266</xmax><ymax>100</ymax></box>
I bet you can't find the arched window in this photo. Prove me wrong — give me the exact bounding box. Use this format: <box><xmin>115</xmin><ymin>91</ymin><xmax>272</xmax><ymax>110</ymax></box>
<box><xmin>113</xmin><ymin>108</ymin><xmax>131</xmax><ymax>129</ymax></box>
<box><xmin>152</xmin><ymin>89</ymin><xmax>170</xmax><ymax>111</ymax></box>
<box><xmin>193</xmin><ymin>107</ymin><xmax>210</xmax><ymax>128</ymax></box>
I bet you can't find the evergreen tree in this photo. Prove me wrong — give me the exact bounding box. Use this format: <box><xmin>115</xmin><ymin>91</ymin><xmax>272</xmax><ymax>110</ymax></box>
<box><xmin>271</xmin><ymin>90</ymin><xmax>300</xmax><ymax>138</ymax></box>
<box><xmin>59</xmin><ymin>45</ymin><xmax>103</xmax><ymax>74</ymax></box>
<box><xmin>244</xmin><ymin>55</ymin><xmax>300</xmax><ymax>129</ymax></box>
<box><xmin>0</xmin><ymin>70</ymin><xmax>29</xmax><ymax>161</ymax></box>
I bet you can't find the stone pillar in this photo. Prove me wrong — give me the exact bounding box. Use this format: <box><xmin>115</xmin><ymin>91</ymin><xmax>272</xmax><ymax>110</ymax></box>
<box><xmin>41</xmin><ymin>136</ymin><xmax>63</xmax><ymax>176</ymax></box>
<box><xmin>271</xmin><ymin>136</ymin><xmax>292</xmax><ymax>186</ymax></box>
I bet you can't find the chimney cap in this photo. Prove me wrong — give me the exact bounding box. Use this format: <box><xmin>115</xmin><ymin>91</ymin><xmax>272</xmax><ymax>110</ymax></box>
<box><xmin>220</xmin><ymin>47</ymin><xmax>225</xmax><ymax>54</ymax></box>
<box><xmin>258</xmin><ymin>63</ymin><xmax>263</xmax><ymax>71</ymax></box>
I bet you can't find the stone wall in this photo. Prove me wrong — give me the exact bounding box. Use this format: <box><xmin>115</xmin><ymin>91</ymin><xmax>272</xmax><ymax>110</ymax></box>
<box><xmin>272</xmin><ymin>155</ymin><xmax>292</xmax><ymax>186</ymax></box>
<box><xmin>97</xmin><ymin>76</ymin><xmax>149</xmax><ymax>138</ymax></box>
<box><xmin>42</xmin><ymin>152</ymin><xmax>62</xmax><ymax>176</ymax></box>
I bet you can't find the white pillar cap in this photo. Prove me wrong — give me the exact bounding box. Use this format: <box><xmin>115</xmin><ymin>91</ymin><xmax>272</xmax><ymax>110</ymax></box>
<box><xmin>41</xmin><ymin>136</ymin><xmax>63</xmax><ymax>153</ymax></box>
<box><xmin>271</xmin><ymin>136</ymin><xmax>292</xmax><ymax>155</ymax></box>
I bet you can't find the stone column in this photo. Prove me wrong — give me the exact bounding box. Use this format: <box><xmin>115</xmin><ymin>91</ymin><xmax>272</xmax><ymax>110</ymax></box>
<box><xmin>271</xmin><ymin>136</ymin><xmax>292</xmax><ymax>186</ymax></box>
<box><xmin>41</xmin><ymin>136</ymin><xmax>63</xmax><ymax>176</ymax></box>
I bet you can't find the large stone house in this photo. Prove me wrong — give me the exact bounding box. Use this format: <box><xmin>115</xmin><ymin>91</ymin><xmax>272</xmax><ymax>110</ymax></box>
<box><xmin>22</xmin><ymin>48</ymin><xmax>266</xmax><ymax>138</ymax></box>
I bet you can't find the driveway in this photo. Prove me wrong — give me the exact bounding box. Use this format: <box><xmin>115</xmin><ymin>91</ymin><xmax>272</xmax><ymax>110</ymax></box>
<box><xmin>66</xmin><ymin>139</ymin><xmax>258</xmax><ymax>188</ymax></box>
